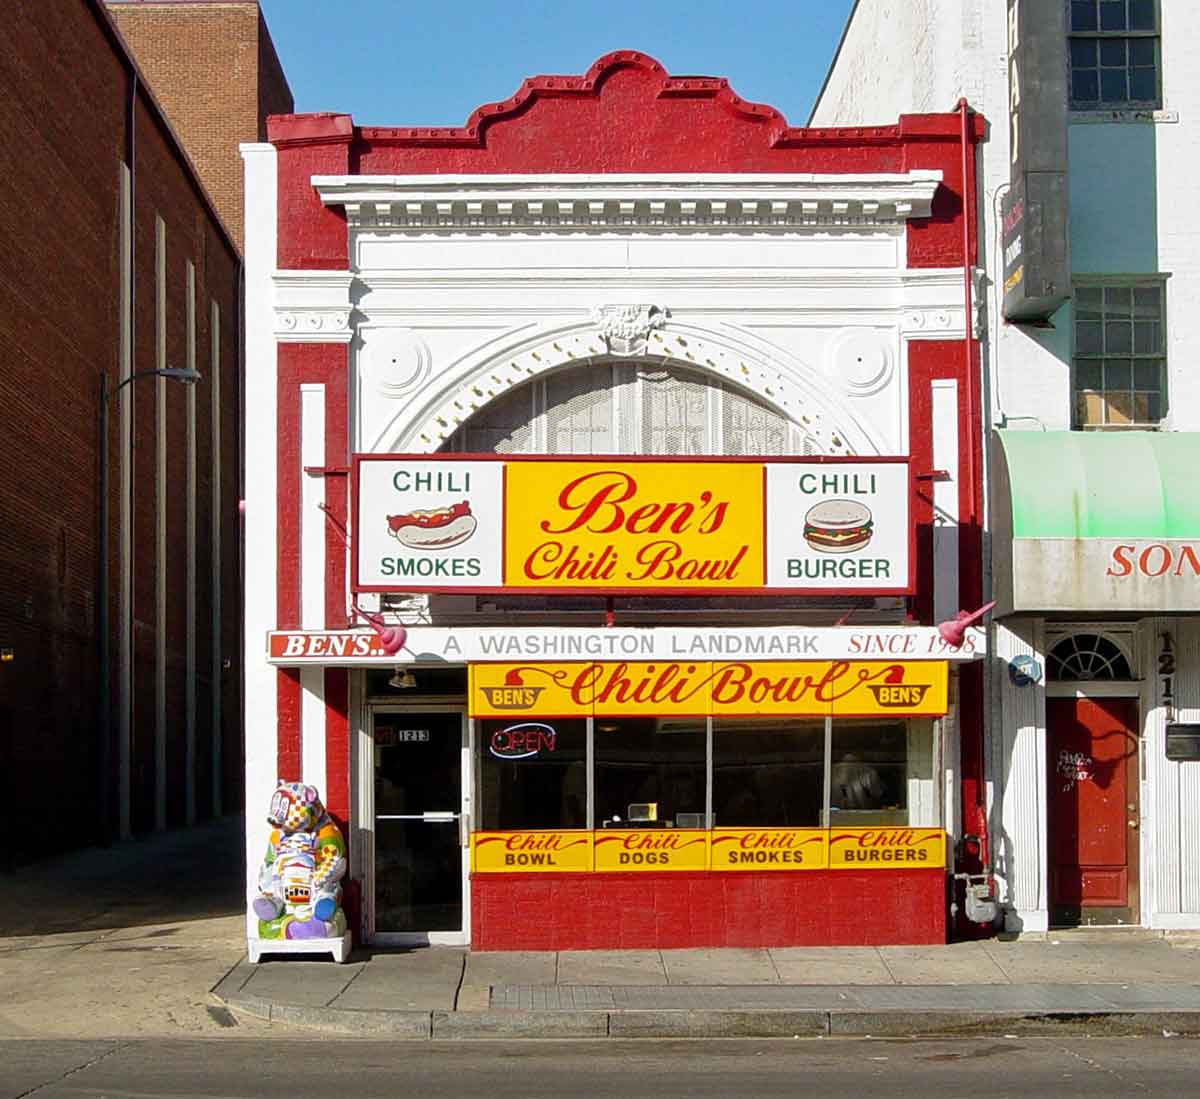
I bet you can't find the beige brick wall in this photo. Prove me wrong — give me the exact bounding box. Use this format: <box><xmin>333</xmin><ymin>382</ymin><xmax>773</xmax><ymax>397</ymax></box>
<box><xmin>107</xmin><ymin>1</ymin><xmax>294</xmax><ymax>251</ymax></box>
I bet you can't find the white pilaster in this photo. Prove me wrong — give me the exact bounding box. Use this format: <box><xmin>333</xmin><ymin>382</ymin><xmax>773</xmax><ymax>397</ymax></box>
<box><xmin>994</xmin><ymin>617</ymin><xmax>1049</xmax><ymax>932</ymax></box>
<box><xmin>300</xmin><ymin>384</ymin><xmax>327</xmax><ymax>629</ymax></box>
<box><xmin>241</xmin><ymin>141</ymin><xmax>280</xmax><ymax>937</ymax></box>
<box><xmin>931</xmin><ymin>377</ymin><xmax>960</xmax><ymax>623</ymax></box>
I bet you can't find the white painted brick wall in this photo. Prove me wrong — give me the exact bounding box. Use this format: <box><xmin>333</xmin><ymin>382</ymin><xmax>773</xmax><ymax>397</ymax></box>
<box><xmin>815</xmin><ymin>0</ymin><xmax>1199</xmax><ymax>433</ymax></box>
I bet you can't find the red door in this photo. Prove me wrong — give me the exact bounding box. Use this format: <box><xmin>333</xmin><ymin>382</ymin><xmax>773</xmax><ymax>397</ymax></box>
<box><xmin>1047</xmin><ymin>697</ymin><xmax>1139</xmax><ymax>926</ymax></box>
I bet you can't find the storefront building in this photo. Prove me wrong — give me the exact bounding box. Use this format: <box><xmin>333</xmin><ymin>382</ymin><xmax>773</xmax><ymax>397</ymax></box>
<box><xmin>992</xmin><ymin>431</ymin><xmax>1200</xmax><ymax>932</ymax></box>
<box><xmin>242</xmin><ymin>51</ymin><xmax>987</xmax><ymax>950</ymax></box>
<box><xmin>813</xmin><ymin>2</ymin><xmax>1200</xmax><ymax>935</ymax></box>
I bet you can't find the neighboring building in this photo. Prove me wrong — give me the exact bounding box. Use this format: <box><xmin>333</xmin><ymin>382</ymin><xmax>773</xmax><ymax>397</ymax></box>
<box><xmin>813</xmin><ymin>1</ymin><xmax>1200</xmax><ymax>933</ymax></box>
<box><xmin>106</xmin><ymin>0</ymin><xmax>294</xmax><ymax>250</ymax></box>
<box><xmin>243</xmin><ymin>50</ymin><xmax>990</xmax><ymax>952</ymax></box>
<box><xmin>0</xmin><ymin>0</ymin><xmax>242</xmax><ymax>857</ymax></box>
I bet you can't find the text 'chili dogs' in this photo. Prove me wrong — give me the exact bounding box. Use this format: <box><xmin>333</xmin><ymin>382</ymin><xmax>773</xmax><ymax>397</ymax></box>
<box><xmin>386</xmin><ymin>501</ymin><xmax>477</xmax><ymax>549</ymax></box>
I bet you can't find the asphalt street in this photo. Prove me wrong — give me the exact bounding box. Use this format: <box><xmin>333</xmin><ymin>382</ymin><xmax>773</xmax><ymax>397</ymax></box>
<box><xmin>3</xmin><ymin>1037</ymin><xmax>1198</xmax><ymax>1098</ymax></box>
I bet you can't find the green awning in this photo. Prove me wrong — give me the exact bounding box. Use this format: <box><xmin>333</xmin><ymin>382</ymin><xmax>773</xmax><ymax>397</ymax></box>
<box><xmin>992</xmin><ymin>431</ymin><xmax>1200</xmax><ymax>613</ymax></box>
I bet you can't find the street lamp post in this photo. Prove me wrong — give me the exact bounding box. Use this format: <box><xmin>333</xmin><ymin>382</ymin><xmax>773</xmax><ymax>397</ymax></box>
<box><xmin>98</xmin><ymin>366</ymin><xmax>201</xmax><ymax>843</ymax></box>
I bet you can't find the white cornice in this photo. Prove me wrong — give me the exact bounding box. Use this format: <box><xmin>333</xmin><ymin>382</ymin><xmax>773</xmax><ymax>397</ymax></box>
<box><xmin>273</xmin><ymin>270</ymin><xmax>355</xmax><ymax>343</ymax></box>
<box><xmin>313</xmin><ymin>172</ymin><xmax>943</xmax><ymax>232</ymax></box>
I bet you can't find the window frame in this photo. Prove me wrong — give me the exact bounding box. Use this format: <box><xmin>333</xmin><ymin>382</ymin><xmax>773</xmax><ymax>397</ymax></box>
<box><xmin>476</xmin><ymin>713</ymin><xmax>941</xmax><ymax>832</ymax></box>
<box><xmin>1071</xmin><ymin>275</ymin><xmax>1169</xmax><ymax>430</ymax></box>
<box><xmin>1068</xmin><ymin>0</ymin><xmax>1162</xmax><ymax>112</ymax></box>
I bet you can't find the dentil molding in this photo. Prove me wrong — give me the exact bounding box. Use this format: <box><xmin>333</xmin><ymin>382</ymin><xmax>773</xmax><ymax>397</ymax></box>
<box><xmin>313</xmin><ymin>172</ymin><xmax>943</xmax><ymax>233</ymax></box>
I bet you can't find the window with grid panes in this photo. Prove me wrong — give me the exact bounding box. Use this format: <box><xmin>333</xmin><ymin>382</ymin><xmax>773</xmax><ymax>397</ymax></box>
<box><xmin>1073</xmin><ymin>282</ymin><xmax>1165</xmax><ymax>428</ymax></box>
<box><xmin>445</xmin><ymin>362</ymin><xmax>810</xmax><ymax>455</ymax></box>
<box><xmin>1069</xmin><ymin>1</ymin><xmax>1160</xmax><ymax>109</ymax></box>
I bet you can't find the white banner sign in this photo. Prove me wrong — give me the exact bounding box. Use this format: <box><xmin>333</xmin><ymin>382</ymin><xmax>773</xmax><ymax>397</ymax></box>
<box><xmin>267</xmin><ymin>625</ymin><xmax>984</xmax><ymax>665</ymax></box>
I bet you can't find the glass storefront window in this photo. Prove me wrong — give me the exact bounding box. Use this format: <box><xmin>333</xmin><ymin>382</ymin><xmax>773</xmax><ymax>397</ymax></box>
<box><xmin>828</xmin><ymin>719</ymin><xmax>927</xmax><ymax>827</ymax></box>
<box><xmin>594</xmin><ymin>717</ymin><xmax>706</xmax><ymax>828</ymax></box>
<box><xmin>471</xmin><ymin>714</ymin><xmax>940</xmax><ymax>832</ymax></box>
<box><xmin>478</xmin><ymin>718</ymin><xmax>587</xmax><ymax>830</ymax></box>
<box><xmin>712</xmin><ymin>718</ymin><xmax>824</xmax><ymax>827</ymax></box>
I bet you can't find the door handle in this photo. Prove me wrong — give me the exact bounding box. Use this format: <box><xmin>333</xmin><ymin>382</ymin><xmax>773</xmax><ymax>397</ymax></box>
<box><xmin>460</xmin><ymin>811</ymin><xmax>471</xmax><ymax>848</ymax></box>
<box><xmin>1128</xmin><ymin>819</ymin><xmax>1139</xmax><ymax>829</ymax></box>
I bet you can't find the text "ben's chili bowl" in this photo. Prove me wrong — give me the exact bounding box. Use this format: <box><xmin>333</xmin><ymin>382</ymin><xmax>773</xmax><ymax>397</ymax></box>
<box><xmin>469</xmin><ymin>661</ymin><xmax>950</xmax><ymax>718</ymax></box>
<box><xmin>503</xmin><ymin>463</ymin><xmax>762</xmax><ymax>589</ymax></box>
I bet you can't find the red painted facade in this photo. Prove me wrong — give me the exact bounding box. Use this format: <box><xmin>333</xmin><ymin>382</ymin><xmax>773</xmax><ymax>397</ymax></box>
<box><xmin>264</xmin><ymin>51</ymin><xmax>985</xmax><ymax>950</ymax></box>
<box><xmin>472</xmin><ymin>870</ymin><xmax>946</xmax><ymax>951</ymax></box>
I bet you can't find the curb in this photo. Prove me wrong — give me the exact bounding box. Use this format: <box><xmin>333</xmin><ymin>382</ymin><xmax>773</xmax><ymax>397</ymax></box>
<box><xmin>215</xmin><ymin>993</ymin><xmax>1200</xmax><ymax>1039</ymax></box>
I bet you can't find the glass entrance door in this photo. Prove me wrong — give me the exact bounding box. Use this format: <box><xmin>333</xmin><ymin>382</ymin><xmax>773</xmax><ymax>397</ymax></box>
<box><xmin>371</xmin><ymin>709</ymin><xmax>467</xmax><ymax>941</ymax></box>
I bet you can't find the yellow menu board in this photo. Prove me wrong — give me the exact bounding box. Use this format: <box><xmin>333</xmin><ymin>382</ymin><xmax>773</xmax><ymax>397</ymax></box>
<box><xmin>469</xmin><ymin>828</ymin><xmax>946</xmax><ymax>873</ymax></box>
<box><xmin>827</xmin><ymin>827</ymin><xmax>946</xmax><ymax>869</ymax></box>
<box><xmin>709</xmin><ymin>828</ymin><xmax>828</xmax><ymax>870</ymax></box>
<box><xmin>592</xmin><ymin>830</ymin><xmax>710</xmax><ymax>872</ymax></box>
<box><xmin>472</xmin><ymin>830</ymin><xmax>593</xmax><ymax>873</ymax></box>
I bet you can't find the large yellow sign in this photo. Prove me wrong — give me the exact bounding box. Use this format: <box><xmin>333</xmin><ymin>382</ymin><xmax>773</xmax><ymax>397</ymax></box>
<box><xmin>470</xmin><ymin>661</ymin><xmax>949</xmax><ymax>718</ymax></box>
<box><xmin>471</xmin><ymin>827</ymin><xmax>945</xmax><ymax>873</ymax></box>
<box><xmin>354</xmin><ymin>455</ymin><xmax>913</xmax><ymax>596</ymax></box>
<box><xmin>504</xmin><ymin>461</ymin><xmax>763</xmax><ymax>590</ymax></box>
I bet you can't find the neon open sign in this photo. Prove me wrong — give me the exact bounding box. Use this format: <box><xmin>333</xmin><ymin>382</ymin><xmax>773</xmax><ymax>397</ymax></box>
<box><xmin>489</xmin><ymin>722</ymin><xmax>558</xmax><ymax>760</ymax></box>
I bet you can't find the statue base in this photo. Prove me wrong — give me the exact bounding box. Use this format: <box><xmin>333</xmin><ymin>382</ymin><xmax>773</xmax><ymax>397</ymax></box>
<box><xmin>248</xmin><ymin>931</ymin><xmax>352</xmax><ymax>964</ymax></box>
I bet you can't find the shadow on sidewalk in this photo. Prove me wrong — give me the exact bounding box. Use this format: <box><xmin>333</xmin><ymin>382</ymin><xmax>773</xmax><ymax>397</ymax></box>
<box><xmin>1</xmin><ymin>815</ymin><xmax>246</xmax><ymax>937</ymax></box>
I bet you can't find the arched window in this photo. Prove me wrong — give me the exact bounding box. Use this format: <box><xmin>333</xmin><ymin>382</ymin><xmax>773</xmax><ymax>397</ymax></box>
<box><xmin>1047</xmin><ymin>633</ymin><xmax>1134</xmax><ymax>681</ymax></box>
<box><xmin>444</xmin><ymin>362</ymin><xmax>813</xmax><ymax>456</ymax></box>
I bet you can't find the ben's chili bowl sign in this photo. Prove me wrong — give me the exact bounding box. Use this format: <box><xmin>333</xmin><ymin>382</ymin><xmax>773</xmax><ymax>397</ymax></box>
<box><xmin>710</xmin><ymin>829</ymin><xmax>827</xmax><ymax>870</ymax></box>
<box><xmin>353</xmin><ymin>456</ymin><xmax>911</xmax><ymax>595</ymax></box>
<box><xmin>504</xmin><ymin>462</ymin><xmax>758</xmax><ymax>590</ymax></box>
<box><xmin>828</xmin><ymin>828</ymin><xmax>945</xmax><ymax>869</ymax></box>
<box><xmin>472</xmin><ymin>831</ymin><xmax>593</xmax><ymax>873</ymax></box>
<box><xmin>469</xmin><ymin>660</ymin><xmax>949</xmax><ymax>718</ymax></box>
<box><xmin>593</xmin><ymin>830</ymin><xmax>709</xmax><ymax>871</ymax></box>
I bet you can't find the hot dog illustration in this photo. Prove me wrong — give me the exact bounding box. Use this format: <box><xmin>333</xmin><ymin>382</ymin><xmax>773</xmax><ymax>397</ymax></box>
<box><xmin>386</xmin><ymin>500</ymin><xmax>477</xmax><ymax>550</ymax></box>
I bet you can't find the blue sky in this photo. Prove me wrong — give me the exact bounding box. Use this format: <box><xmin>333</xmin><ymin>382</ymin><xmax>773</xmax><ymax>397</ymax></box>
<box><xmin>257</xmin><ymin>0</ymin><xmax>856</xmax><ymax>129</ymax></box>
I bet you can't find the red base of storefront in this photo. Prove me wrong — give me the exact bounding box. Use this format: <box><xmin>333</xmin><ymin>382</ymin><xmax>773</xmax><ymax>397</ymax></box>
<box><xmin>471</xmin><ymin>870</ymin><xmax>948</xmax><ymax>950</ymax></box>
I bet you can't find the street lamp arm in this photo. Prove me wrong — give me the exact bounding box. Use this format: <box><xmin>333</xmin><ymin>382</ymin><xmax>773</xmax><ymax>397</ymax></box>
<box><xmin>106</xmin><ymin>367</ymin><xmax>202</xmax><ymax>399</ymax></box>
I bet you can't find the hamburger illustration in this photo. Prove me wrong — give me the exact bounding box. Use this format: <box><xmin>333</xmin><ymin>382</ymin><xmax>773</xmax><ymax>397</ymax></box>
<box><xmin>387</xmin><ymin>500</ymin><xmax>477</xmax><ymax>550</ymax></box>
<box><xmin>803</xmin><ymin>499</ymin><xmax>873</xmax><ymax>554</ymax></box>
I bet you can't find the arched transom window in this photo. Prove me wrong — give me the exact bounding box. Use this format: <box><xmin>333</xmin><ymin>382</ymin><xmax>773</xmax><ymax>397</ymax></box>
<box><xmin>443</xmin><ymin>362</ymin><xmax>816</xmax><ymax>456</ymax></box>
<box><xmin>1047</xmin><ymin>634</ymin><xmax>1134</xmax><ymax>681</ymax></box>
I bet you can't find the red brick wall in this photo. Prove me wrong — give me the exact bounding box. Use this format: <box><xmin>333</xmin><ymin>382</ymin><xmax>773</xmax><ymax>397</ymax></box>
<box><xmin>0</xmin><ymin>0</ymin><xmax>241</xmax><ymax>855</ymax></box>
<box><xmin>106</xmin><ymin>1</ymin><xmax>294</xmax><ymax>251</ymax></box>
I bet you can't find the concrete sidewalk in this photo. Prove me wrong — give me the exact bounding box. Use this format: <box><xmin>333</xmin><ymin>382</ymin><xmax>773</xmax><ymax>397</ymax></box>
<box><xmin>7</xmin><ymin>823</ymin><xmax>1200</xmax><ymax>1041</ymax></box>
<box><xmin>0</xmin><ymin>816</ymin><xmax>272</xmax><ymax>1039</ymax></box>
<box><xmin>216</xmin><ymin>936</ymin><xmax>1200</xmax><ymax>1039</ymax></box>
